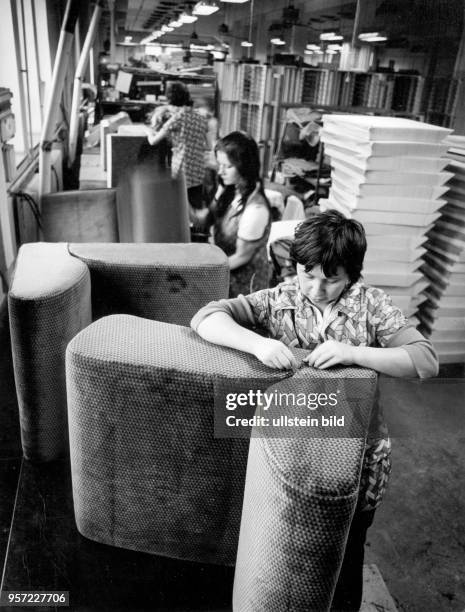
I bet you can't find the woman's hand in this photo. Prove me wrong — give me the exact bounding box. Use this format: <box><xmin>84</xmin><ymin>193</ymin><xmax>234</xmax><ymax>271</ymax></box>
<box><xmin>254</xmin><ymin>338</ymin><xmax>299</xmax><ymax>370</ymax></box>
<box><xmin>214</xmin><ymin>184</ymin><xmax>226</xmax><ymax>201</ymax></box>
<box><xmin>304</xmin><ymin>340</ymin><xmax>354</xmax><ymax>369</ymax></box>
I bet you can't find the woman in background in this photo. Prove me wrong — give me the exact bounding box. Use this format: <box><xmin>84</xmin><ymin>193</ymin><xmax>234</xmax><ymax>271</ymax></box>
<box><xmin>146</xmin><ymin>82</ymin><xmax>208</xmax><ymax>210</ymax></box>
<box><xmin>203</xmin><ymin>131</ymin><xmax>272</xmax><ymax>297</ymax></box>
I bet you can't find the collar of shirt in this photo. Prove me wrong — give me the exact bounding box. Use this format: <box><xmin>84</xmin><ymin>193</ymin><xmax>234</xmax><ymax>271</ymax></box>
<box><xmin>272</xmin><ymin>279</ymin><xmax>363</xmax><ymax>337</ymax></box>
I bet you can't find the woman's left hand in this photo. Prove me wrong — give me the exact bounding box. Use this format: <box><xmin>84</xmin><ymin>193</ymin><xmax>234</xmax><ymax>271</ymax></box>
<box><xmin>304</xmin><ymin>340</ymin><xmax>354</xmax><ymax>369</ymax></box>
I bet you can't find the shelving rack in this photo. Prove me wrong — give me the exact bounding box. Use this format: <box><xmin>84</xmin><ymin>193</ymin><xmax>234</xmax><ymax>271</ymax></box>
<box><xmin>215</xmin><ymin>61</ymin><xmax>457</xmax><ymax>176</ymax></box>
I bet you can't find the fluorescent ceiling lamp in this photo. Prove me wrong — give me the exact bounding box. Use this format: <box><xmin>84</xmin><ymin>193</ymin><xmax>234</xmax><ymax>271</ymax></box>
<box><xmin>161</xmin><ymin>25</ymin><xmax>174</xmax><ymax>32</ymax></box>
<box><xmin>326</xmin><ymin>49</ymin><xmax>337</xmax><ymax>54</ymax></box>
<box><xmin>320</xmin><ymin>32</ymin><xmax>343</xmax><ymax>41</ymax></box>
<box><xmin>306</xmin><ymin>44</ymin><xmax>321</xmax><ymax>51</ymax></box>
<box><xmin>180</xmin><ymin>11</ymin><xmax>198</xmax><ymax>23</ymax></box>
<box><xmin>327</xmin><ymin>44</ymin><xmax>342</xmax><ymax>51</ymax></box>
<box><xmin>304</xmin><ymin>49</ymin><xmax>313</xmax><ymax>54</ymax></box>
<box><xmin>363</xmin><ymin>35</ymin><xmax>388</xmax><ymax>42</ymax></box>
<box><xmin>220</xmin><ymin>0</ymin><xmax>249</xmax><ymax>3</ymax></box>
<box><xmin>193</xmin><ymin>1</ymin><xmax>220</xmax><ymax>15</ymax></box>
<box><xmin>270</xmin><ymin>37</ymin><xmax>285</xmax><ymax>45</ymax></box>
<box><xmin>169</xmin><ymin>19</ymin><xmax>182</xmax><ymax>28</ymax></box>
<box><xmin>212</xmin><ymin>50</ymin><xmax>226</xmax><ymax>58</ymax></box>
<box><xmin>359</xmin><ymin>32</ymin><xmax>383</xmax><ymax>40</ymax></box>
<box><xmin>241</xmin><ymin>40</ymin><xmax>253</xmax><ymax>47</ymax></box>
<box><xmin>191</xmin><ymin>43</ymin><xmax>215</xmax><ymax>50</ymax></box>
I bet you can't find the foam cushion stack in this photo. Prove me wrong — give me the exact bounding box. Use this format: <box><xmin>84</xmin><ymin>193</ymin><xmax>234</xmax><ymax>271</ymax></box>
<box><xmin>320</xmin><ymin>114</ymin><xmax>451</xmax><ymax>322</ymax></box>
<box><xmin>418</xmin><ymin>139</ymin><xmax>465</xmax><ymax>363</ymax></box>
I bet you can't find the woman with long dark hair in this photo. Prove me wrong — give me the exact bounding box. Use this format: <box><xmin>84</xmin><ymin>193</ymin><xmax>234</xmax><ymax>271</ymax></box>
<box><xmin>207</xmin><ymin>131</ymin><xmax>271</xmax><ymax>297</ymax></box>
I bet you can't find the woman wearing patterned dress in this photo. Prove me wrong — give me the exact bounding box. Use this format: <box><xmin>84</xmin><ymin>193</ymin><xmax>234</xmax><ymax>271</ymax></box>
<box><xmin>204</xmin><ymin>131</ymin><xmax>272</xmax><ymax>297</ymax></box>
<box><xmin>146</xmin><ymin>82</ymin><xmax>208</xmax><ymax>210</ymax></box>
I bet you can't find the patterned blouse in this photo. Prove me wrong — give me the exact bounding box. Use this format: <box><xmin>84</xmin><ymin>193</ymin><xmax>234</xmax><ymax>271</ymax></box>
<box><xmin>163</xmin><ymin>107</ymin><xmax>208</xmax><ymax>188</ymax></box>
<box><xmin>191</xmin><ymin>279</ymin><xmax>438</xmax><ymax>511</ymax></box>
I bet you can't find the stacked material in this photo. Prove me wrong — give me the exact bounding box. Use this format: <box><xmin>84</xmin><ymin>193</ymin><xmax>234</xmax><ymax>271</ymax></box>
<box><xmin>418</xmin><ymin>139</ymin><xmax>465</xmax><ymax>363</ymax></box>
<box><xmin>320</xmin><ymin>114</ymin><xmax>452</xmax><ymax>321</ymax></box>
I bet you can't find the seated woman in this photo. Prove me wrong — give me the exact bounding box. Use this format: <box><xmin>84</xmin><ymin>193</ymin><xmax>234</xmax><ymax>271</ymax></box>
<box><xmin>200</xmin><ymin>131</ymin><xmax>272</xmax><ymax>297</ymax></box>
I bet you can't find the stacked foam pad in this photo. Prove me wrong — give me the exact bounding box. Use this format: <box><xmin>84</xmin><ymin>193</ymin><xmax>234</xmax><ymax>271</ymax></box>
<box><xmin>418</xmin><ymin>137</ymin><xmax>465</xmax><ymax>363</ymax></box>
<box><xmin>320</xmin><ymin>114</ymin><xmax>452</xmax><ymax>322</ymax></box>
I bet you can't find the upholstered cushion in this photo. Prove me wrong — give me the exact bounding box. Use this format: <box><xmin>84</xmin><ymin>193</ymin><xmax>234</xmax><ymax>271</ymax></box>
<box><xmin>68</xmin><ymin>242</ymin><xmax>229</xmax><ymax>325</ymax></box>
<box><xmin>9</xmin><ymin>242</ymin><xmax>229</xmax><ymax>462</ymax></box>
<box><xmin>66</xmin><ymin>314</ymin><xmax>289</xmax><ymax>565</ymax></box>
<box><xmin>9</xmin><ymin>243</ymin><xmax>91</xmax><ymax>461</ymax></box>
<box><xmin>41</xmin><ymin>189</ymin><xmax>118</xmax><ymax>242</ymax></box>
<box><xmin>233</xmin><ymin>368</ymin><xmax>377</xmax><ymax>611</ymax></box>
<box><xmin>66</xmin><ymin>313</ymin><xmax>376</xmax><ymax>575</ymax></box>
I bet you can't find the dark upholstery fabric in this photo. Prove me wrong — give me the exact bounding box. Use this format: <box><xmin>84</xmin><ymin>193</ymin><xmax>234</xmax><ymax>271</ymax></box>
<box><xmin>9</xmin><ymin>242</ymin><xmax>229</xmax><ymax>462</ymax></box>
<box><xmin>233</xmin><ymin>368</ymin><xmax>377</xmax><ymax>611</ymax></box>
<box><xmin>8</xmin><ymin>243</ymin><xmax>91</xmax><ymax>461</ymax></box>
<box><xmin>66</xmin><ymin>315</ymin><xmax>288</xmax><ymax>565</ymax></box>
<box><xmin>68</xmin><ymin>243</ymin><xmax>229</xmax><ymax>325</ymax></box>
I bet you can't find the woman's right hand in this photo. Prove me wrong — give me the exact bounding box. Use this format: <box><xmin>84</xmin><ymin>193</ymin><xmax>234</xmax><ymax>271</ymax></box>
<box><xmin>214</xmin><ymin>184</ymin><xmax>226</xmax><ymax>201</ymax></box>
<box><xmin>253</xmin><ymin>338</ymin><xmax>299</xmax><ymax>370</ymax></box>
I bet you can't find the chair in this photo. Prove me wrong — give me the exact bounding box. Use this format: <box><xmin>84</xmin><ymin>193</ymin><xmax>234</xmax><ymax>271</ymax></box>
<box><xmin>66</xmin><ymin>313</ymin><xmax>377</xmax><ymax>601</ymax></box>
<box><xmin>8</xmin><ymin>241</ymin><xmax>229</xmax><ymax>462</ymax></box>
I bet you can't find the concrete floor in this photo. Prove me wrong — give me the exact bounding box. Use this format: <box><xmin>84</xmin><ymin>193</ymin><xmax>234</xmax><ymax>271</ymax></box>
<box><xmin>0</xmin><ymin>304</ymin><xmax>464</xmax><ymax>611</ymax></box>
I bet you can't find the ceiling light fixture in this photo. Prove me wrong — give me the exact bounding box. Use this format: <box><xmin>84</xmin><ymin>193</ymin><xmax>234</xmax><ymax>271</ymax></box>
<box><xmin>320</xmin><ymin>32</ymin><xmax>344</xmax><ymax>41</ymax></box>
<box><xmin>169</xmin><ymin>19</ymin><xmax>182</xmax><ymax>28</ymax></box>
<box><xmin>220</xmin><ymin>0</ymin><xmax>249</xmax><ymax>3</ymax></box>
<box><xmin>180</xmin><ymin>5</ymin><xmax>198</xmax><ymax>23</ymax></box>
<box><xmin>362</xmin><ymin>35</ymin><xmax>387</xmax><ymax>42</ymax></box>
<box><xmin>270</xmin><ymin>37</ymin><xmax>285</xmax><ymax>46</ymax></box>
<box><xmin>358</xmin><ymin>31</ymin><xmax>387</xmax><ymax>42</ymax></box>
<box><xmin>241</xmin><ymin>0</ymin><xmax>254</xmax><ymax>52</ymax></box>
<box><xmin>193</xmin><ymin>1</ymin><xmax>220</xmax><ymax>16</ymax></box>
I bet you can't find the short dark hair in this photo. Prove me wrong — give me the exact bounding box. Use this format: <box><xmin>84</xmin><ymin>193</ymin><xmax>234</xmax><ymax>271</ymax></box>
<box><xmin>166</xmin><ymin>81</ymin><xmax>192</xmax><ymax>107</ymax></box>
<box><xmin>289</xmin><ymin>210</ymin><xmax>367</xmax><ymax>285</ymax></box>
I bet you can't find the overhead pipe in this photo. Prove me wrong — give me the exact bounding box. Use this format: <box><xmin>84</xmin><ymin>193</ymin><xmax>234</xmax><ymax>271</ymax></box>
<box><xmin>39</xmin><ymin>0</ymin><xmax>81</xmax><ymax>199</ymax></box>
<box><xmin>68</xmin><ymin>0</ymin><xmax>103</xmax><ymax>166</ymax></box>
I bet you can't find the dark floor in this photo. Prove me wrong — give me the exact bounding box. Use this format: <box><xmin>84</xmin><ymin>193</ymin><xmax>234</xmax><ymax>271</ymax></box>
<box><xmin>1</xmin><ymin>304</ymin><xmax>464</xmax><ymax>611</ymax></box>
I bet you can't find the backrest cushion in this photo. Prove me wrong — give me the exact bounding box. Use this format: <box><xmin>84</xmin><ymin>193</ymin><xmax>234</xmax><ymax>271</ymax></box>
<box><xmin>68</xmin><ymin>243</ymin><xmax>229</xmax><ymax>325</ymax></box>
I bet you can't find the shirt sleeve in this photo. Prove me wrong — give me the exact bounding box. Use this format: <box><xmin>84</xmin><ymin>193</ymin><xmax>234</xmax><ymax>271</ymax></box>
<box><xmin>190</xmin><ymin>288</ymin><xmax>275</xmax><ymax>332</ymax></box>
<box><xmin>190</xmin><ymin>294</ymin><xmax>256</xmax><ymax>332</ymax></box>
<box><xmin>237</xmin><ymin>203</ymin><xmax>270</xmax><ymax>241</ymax></box>
<box><xmin>164</xmin><ymin>111</ymin><xmax>181</xmax><ymax>134</ymax></box>
<box><xmin>385</xmin><ymin>325</ymin><xmax>439</xmax><ymax>379</ymax></box>
<box><xmin>371</xmin><ymin>291</ymin><xmax>409</xmax><ymax>347</ymax></box>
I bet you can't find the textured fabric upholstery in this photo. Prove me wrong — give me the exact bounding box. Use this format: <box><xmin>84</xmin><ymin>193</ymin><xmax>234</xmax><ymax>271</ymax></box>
<box><xmin>68</xmin><ymin>243</ymin><xmax>229</xmax><ymax>325</ymax></box>
<box><xmin>66</xmin><ymin>314</ymin><xmax>289</xmax><ymax>565</ymax></box>
<box><xmin>41</xmin><ymin>189</ymin><xmax>118</xmax><ymax>242</ymax></box>
<box><xmin>8</xmin><ymin>243</ymin><xmax>91</xmax><ymax>461</ymax></box>
<box><xmin>9</xmin><ymin>242</ymin><xmax>229</xmax><ymax>462</ymax></box>
<box><xmin>66</xmin><ymin>313</ymin><xmax>376</xmax><ymax>579</ymax></box>
<box><xmin>233</xmin><ymin>368</ymin><xmax>377</xmax><ymax>611</ymax></box>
